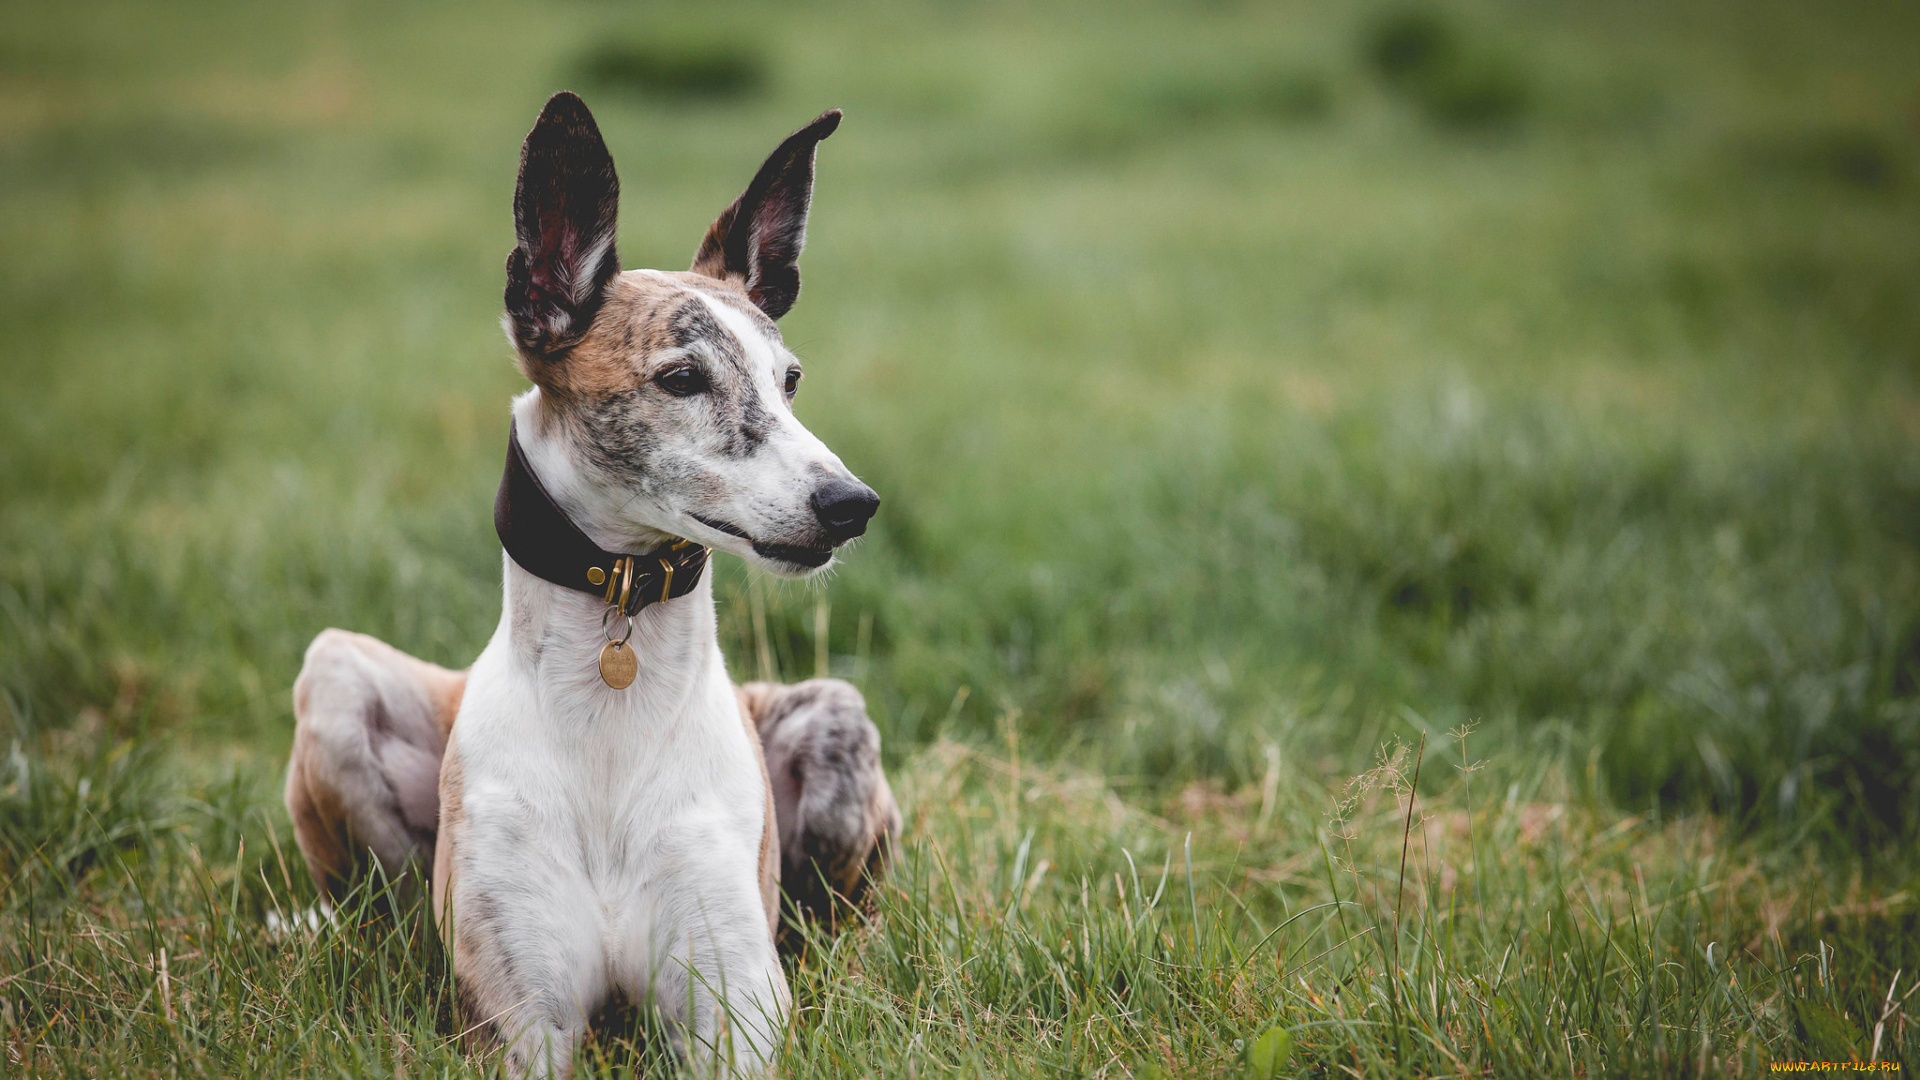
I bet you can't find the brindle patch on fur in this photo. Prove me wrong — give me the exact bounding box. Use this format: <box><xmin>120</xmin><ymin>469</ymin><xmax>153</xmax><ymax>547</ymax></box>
<box><xmin>669</xmin><ymin>271</ymin><xmax>786</xmax><ymax>345</ymax></box>
<box><xmin>726</xmin><ymin>392</ymin><xmax>778</xmax><ymax>459</ymax></box>
<box><xmin>572</xmin><ymin>388</ymin><xmax>660</xmax><ymax>482</ymax></box>
<box><xmin>663</xmin><ymin>298</ymin><xmax>776</xmax><ymax>457</ymax></box>
<box><xmin>665</xmin><ymin>298</ymin><xmax>732</xmax><ymax>354</ymax></box>
<box><xmin>741</xmin><ymin>678</ymin><xmax>900</xmax><ymax>944</ymax></box>
<box><xmin>532</xmin><ymin>273</ymin><xmax>787</xmax><ymax>478</ymax></box>
<box><xmin>520</xmin><ymin>273</ymin><xmax>680</xmax><ymax>399</ymax></box>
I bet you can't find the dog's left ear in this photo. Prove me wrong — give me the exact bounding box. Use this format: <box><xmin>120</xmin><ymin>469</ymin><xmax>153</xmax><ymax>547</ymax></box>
<box><xmin>505</xmin><ymin>92</ymin><xmax>622</xmax><ymax>362</ymax></box>
<box><xmin>690</xmin><ymin>109</ymin><xmax>841</xmax><ymax>321</ymax></box>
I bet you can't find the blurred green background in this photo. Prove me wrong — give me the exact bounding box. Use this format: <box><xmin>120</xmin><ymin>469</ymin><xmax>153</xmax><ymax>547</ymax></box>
<box><xmin>3</xmin><ymin>0</ymin><xmax>1918</xmax><ymax>848</ymax></box>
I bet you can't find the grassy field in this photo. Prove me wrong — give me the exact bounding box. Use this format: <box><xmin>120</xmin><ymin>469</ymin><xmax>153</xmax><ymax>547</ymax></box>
<box><xmin>4</xmin><ymin>0</ymin><xmax>1919</xmax><ymax>1074</ymax></box>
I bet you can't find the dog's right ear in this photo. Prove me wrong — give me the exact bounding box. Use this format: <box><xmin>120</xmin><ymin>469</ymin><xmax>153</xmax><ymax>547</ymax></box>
<box><xmin>504</xmin><ymin>92</ymin><xmax>621</xmax><ymax>364</ymax></box>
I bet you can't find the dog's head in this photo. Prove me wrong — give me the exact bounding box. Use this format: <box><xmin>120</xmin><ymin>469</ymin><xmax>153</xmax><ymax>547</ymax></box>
<box><xmin>502</xmin><ymin>92</ymin><xmax>876</xmax><ymax>577</ymax></box>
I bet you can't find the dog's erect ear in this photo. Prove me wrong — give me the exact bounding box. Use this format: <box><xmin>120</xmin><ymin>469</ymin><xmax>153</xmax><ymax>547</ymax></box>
<box><xmin>505</xmin><ymin>92</ymin><xmax>621</xmax><ymax>361</ymax></box>
<box><xmin>689</xmin><ymin>109</ymin><xmax>841</xmax><ymax>321</ymax></box>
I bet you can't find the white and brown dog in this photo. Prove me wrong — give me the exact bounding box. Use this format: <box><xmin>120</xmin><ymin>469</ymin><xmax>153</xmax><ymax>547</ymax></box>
<box><xmin>283</xmin><ymin>93</ymin><xmax>900</xmax><ymax>1076</ymax></box>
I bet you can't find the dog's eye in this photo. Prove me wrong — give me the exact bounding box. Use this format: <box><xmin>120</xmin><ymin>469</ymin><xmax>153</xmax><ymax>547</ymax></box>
<box><xmin>657</xmin><ymin>366</ymin><xmax>708</xmax><ymax>397</ymax></box>
<box><xmin>783</xmin><ymin>369</ymin><xmax>802</xmax><ymax>397</ymax></box>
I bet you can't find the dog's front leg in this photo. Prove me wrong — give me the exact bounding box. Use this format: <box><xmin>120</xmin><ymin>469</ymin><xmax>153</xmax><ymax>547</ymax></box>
<box><xmin>634</xmin><ymin>876</ymin><xmax>791</xmax><ymax>1077</ymax></box>
<box><xmin>653</xmin><ymin>944</ymin><xmax>791</xmax><ymax>1077</ymax></box>
<box><xmin>439</xmin><ymin>790</ymin><xmax>607</xmax><ymax>1077</ymax></box>
<box><xmin>447</xmin><ymin>890</ymin><xmax>604</xmax><ymax>1079</ymax></box>
<box><xmin>501</xmin><ymin>1017</ymin><xmax>587</xmax><ymax>1080</ymax></box>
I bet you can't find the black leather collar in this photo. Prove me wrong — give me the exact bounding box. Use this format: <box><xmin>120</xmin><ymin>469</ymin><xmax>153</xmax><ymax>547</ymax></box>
<box><xmin>493</xmin><ymin>420</ymin><xmax>710</xmax><ymax>617</ymax></box>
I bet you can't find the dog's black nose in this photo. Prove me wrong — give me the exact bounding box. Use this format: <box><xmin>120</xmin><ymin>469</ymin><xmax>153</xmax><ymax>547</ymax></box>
<box><xmin>811</xmin><ymin>478</ymin><xmax>880</xmax><ymax>543</ymax></box>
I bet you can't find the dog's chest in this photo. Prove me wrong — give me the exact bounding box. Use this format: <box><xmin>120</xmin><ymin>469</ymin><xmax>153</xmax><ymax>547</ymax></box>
<box><xmin>456</xmin><ymin>663</ymin><xmax>763</xmax><ymax>899</ymax></box>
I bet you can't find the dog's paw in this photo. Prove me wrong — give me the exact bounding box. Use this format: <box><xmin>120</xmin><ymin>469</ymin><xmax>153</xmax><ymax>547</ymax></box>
<box><xmin>265</xmin><ymin>902</ymin><xmax>336</xmax><ymax>940</ymax></box>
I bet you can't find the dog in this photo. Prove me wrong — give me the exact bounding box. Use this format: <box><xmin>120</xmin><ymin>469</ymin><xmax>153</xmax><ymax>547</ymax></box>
<box><xmin>283</xmin><ymin>92</ymin><xmax>900</xmax><ymax>1077</ymax></box>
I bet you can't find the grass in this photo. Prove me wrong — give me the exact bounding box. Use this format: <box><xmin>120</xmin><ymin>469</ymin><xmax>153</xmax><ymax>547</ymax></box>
<box><xmin>3</xmin><ymin>0</ymin><xmax>1918</xmax><ymax>1073</ymax></box>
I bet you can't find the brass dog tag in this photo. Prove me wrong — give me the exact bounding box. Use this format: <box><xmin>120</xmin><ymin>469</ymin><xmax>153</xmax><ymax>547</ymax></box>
<box><xmin>598</xmin><ymin>640</ymin><xmax>637</xmax><ymax>689</ymax></box>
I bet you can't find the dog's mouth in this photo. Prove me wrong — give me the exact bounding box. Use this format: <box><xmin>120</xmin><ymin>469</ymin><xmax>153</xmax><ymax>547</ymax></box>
<box><xmin>690</xmin><ymin>514</ymin><xmax>835</xmax><ymax>570</ymax></box>
<box><xmin>749</xmin><ymin>540</ymin><xmax>835</xmax><ymax>569</ymax></box>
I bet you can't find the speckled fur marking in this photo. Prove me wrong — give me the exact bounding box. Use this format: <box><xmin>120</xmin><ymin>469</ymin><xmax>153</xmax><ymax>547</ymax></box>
<box><xmin>741</xmin><ymin>679</ymin><xmax>901</xmax><ymax>935</ymax></box>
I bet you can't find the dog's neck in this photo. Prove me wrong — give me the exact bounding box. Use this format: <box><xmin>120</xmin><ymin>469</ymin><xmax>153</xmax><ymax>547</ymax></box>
<box><xmin>510</xmin><ymin>389</ymin><xmax>681</xmax><ymax>555</ymax></box>
<box><xmin>498</xmin><ymin>392</ymin><xmax>725</xmax><ymax>720</ymax></box>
